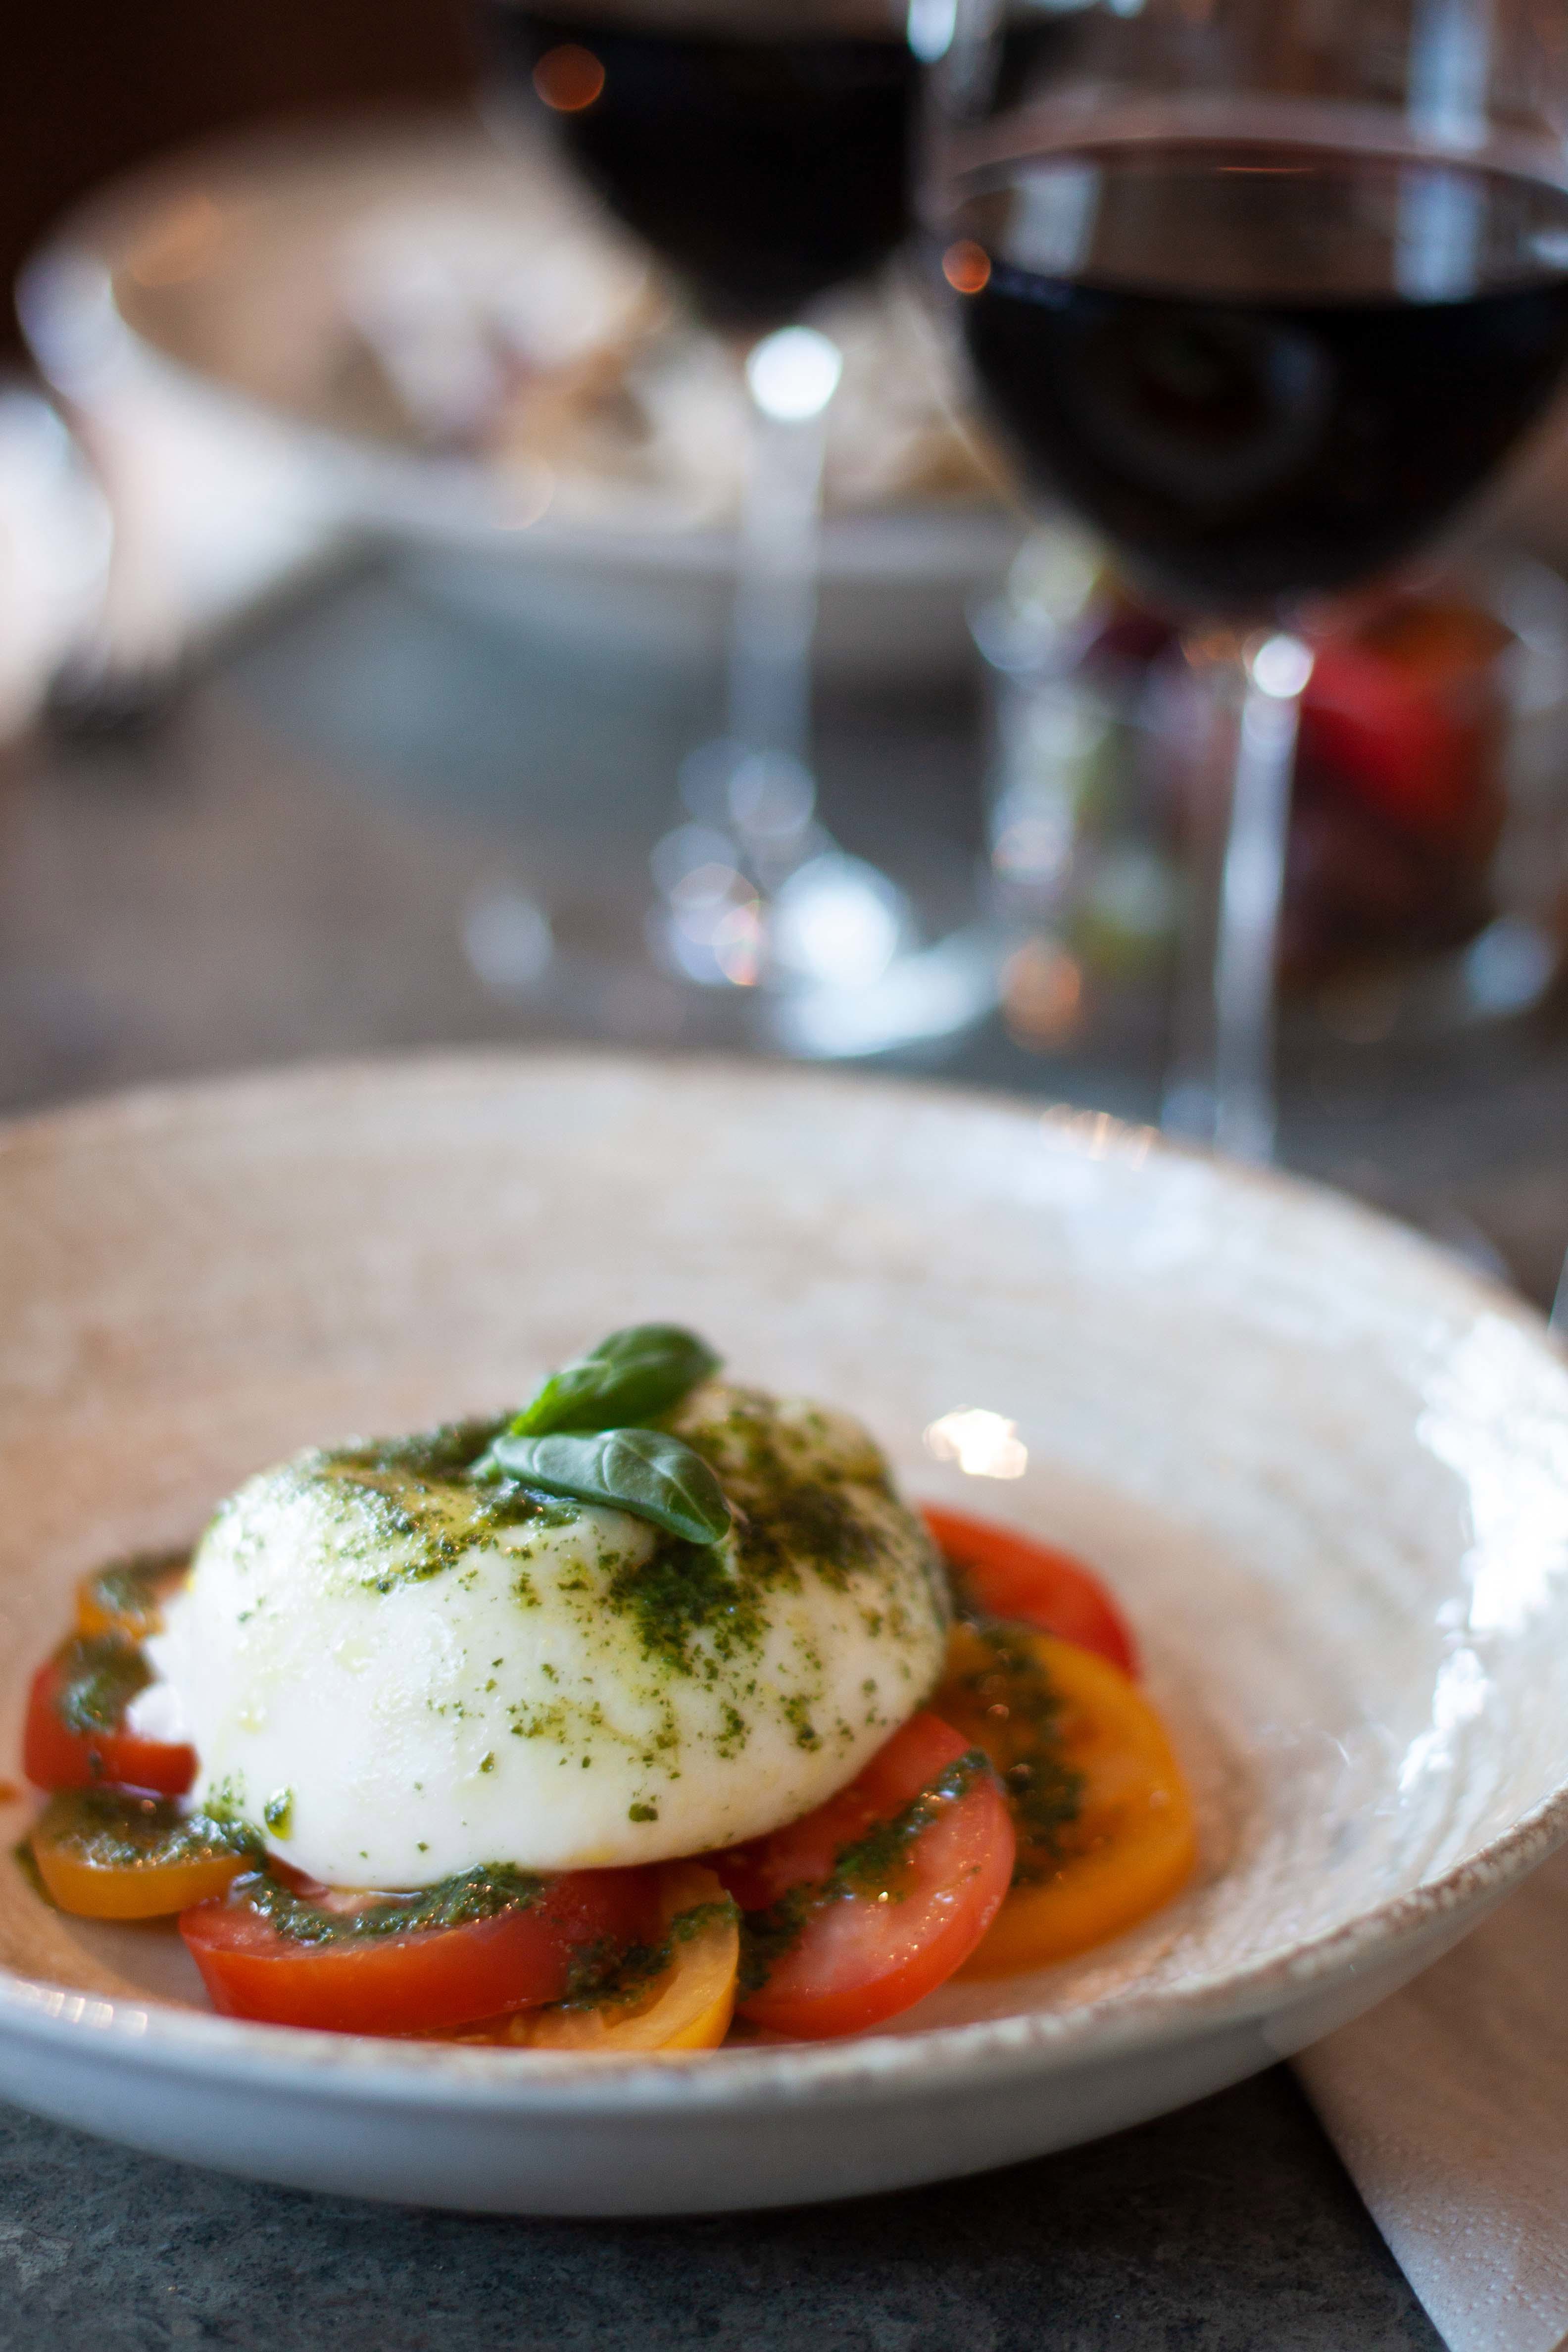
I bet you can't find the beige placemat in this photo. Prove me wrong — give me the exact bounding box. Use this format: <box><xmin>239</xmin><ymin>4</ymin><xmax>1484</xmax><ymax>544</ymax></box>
<box><xmin>1295</xmin><ymin>1845</ymin><xmax>1568</xmax><ymax>2352</ymax></box>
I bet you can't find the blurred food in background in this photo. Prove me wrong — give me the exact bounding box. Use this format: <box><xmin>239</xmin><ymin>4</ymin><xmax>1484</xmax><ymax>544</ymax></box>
<box><xmin>21</xmin><ymin>118</ymin><xmax>1018</xmax><ymax>682</ymax></box>
<box><xmin>0</xmin><ymin>0</ymin><xmax>472</xmax><ymax>372</ymax></box>
<box><xmin>0</xmin><ymin>386</ymin><xmax>111</xmax><ymax>740</ymax></box>
<box><xmin>1285</xmin><ymin>598</ymin><xmax>1511</xmax><ymax>984</ymax></box>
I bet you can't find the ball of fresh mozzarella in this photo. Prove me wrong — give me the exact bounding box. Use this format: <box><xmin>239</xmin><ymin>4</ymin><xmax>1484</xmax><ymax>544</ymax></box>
<box><xmin>146</xmin><ymin>1382</ymin><xmax>949</xmax><ymax>1887</ymax></box>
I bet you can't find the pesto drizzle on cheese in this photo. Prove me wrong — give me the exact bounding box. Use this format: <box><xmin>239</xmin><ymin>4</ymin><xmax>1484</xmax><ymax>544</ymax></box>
<box><xmin>213</xmin><ymin>1420</ymin><xmax>578</xmax><ymax>1596</ymax></box>
<box><xmin>270</xmin><ymin>1385</ymin><xmax>942</xmax><ymax>1712</ymax></box>
<box><xmin>168</xmin><ymin>1343</ymin><xmax>951</xmax><ymax>1876</ymax></box>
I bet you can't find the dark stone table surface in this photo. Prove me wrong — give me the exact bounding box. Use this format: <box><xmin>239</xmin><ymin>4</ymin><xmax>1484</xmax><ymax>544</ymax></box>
<box><xmin>2</xmin><ymin>552</ymin><xmax>1561</xmax><ymax>2347</ymax></box>
<box><xmin>0</xmin><ymin>2071</ymin><xmax>1437</xmax><ymax>2352</ymax></box>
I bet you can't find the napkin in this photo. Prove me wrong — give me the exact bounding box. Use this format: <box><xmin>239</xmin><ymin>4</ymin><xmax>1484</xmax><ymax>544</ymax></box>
<box><xmin>1294</xmin><ymin>1844</ymin><xmax>1568</xmax><ymax>2352</ymax></box>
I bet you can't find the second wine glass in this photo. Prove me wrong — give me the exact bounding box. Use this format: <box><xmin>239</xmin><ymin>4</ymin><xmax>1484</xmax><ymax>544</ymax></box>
<box><xmin>928</xmin><ymin>0</ymin><xmax>1568</xmax><ymax>1157</ymax></box>
<box><xmin>486</xmin><ymin>0</ymin><xmax>923</xmax><ymax>1003</ymax></box>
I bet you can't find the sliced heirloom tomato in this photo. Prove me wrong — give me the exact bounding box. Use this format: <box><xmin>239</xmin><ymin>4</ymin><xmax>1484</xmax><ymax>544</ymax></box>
<box><xmin>30</xmin><ymin>1789</ymin><xmax>248</xmax><ymax>1920</ymax></box>
<box><xmin>75</xmin><ymin>1550</ymin><xmax>189</xmax><ymax>1643</ymax></box>
<box><xmin>713</xmin><ymin>1712</ymin><xmax>1015</xmax><ymax>2041</ymax></box>
<box><xmin>450</xmin><ymin>1863</ymin><xmax>740</xmax><ymax>2054</ymax></box>
<box><xmin>922</xmin><ymin>1505</ymin><xmax>1139</xmax><ymax>1677</ymax></box>
<box><xmin>934</xmin><ymin>1622</ymin><xmax>1195</xmax><ymax>1976</ymax></box>
<box><xmin>180</xmin><ymin>1862</ymin><xmax>662</xmax><ymax>2036</ymax></box>
<box><xmin>23</xmin><ymin>1640</ymin><xmax>196</xmax><ymax>1798</ymax></box>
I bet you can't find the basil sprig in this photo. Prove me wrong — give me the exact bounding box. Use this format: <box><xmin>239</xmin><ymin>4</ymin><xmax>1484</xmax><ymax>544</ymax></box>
<box><xmin>508</xmin><ymin>1324</ymin><xmax>720</xmax><ymax>1440</ymax></box>
<box><xmin>483</xmin><ymin>1428</ymin><xmax>731</xmax><ymax>1546</ymax></box>
<box><xmin>470</xmin><ymin>1324</ymin><xmax>729</xmax><ymax>1541</ymax></box>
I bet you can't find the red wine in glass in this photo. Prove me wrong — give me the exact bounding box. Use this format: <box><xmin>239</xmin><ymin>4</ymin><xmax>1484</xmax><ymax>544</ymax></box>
<box><xmin>480</xmin><ymin>0</ymin><xmax>933</xmax><ymax>1019</ymax></box>
<box><xmin>949</xmin><ymin>141</ymin><xmax>1568</xmax><ymax>614</ymax></box>
<box><xmin>485</xmin><ymin>2</ymin><xmax>918</xmax><ymax>331</ymax></box>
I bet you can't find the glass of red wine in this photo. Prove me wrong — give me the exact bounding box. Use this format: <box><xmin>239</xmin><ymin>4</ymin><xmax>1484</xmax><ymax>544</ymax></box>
<box><xmin>925</xmin><ymin>0</ymin><xmax>1568</xmax><ymax>1156</ymax></box>
<box><xmin>484</xmin><ymin>0</ymin><xmax>927</xmax><ymax>1009</ymax></box>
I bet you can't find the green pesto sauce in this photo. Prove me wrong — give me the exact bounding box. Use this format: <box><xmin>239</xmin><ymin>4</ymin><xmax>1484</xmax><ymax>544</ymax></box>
<box><xmin>587</xmin><ymin>1387</ymin><xmax>922</xmax><ymax>1683</ymax></box>
<box><xmin>267</xmin><ymin>1420</ymin><xmax>580</xmax><ymax>1594</ymax></box>
<box><xmin>685</xmin><ymin>1393</ymin><xmax>892</xmax><ymax>1595</ymax></box>
<box><xmin>51</xmin><ymin>1634</ymin><xmax>152</xmax><ymax>1735</ymax></box>
<box><xmin>270</xmin><ymin>1391</ymin><xmax>935</xmax><ymax>1720</ymax></box>
<box><xmin>736</xmin><ymin>1749</ymin><xmax>991</xmax><ymax>1997</ymax></box>
<box><xmin>201</xmin><ymin>1774</ymin><xmax>248</xmax><ymax>1829</ymax></box>
<box><xmin>945</xmin><ymin>1579</ymin><xmax>1086</xmax><ymax>1882</ymax></box>
<box><xmin>605</xmin><ymin>1535</ymin><xmax>763</xmax><ymax>1676</ymax></box>
<box><xmin>227</xmin><ymin>1860</ymin><xmax>547</xmax><ymax>1946</ymax></box>
<box><xmin>556</xmin><ymin>1896</ymin><xmax>739</xmax><ymax>2011</ymax></box>
<box><xmin>79</xmin><ymin>1548</ymin><xmax>190</xmax><ymax>1633</ymax></box>
<box><xmin>31</xmin><ymin>1788</ymin><xmax>259</xmax><ymax>1872</ymax></box>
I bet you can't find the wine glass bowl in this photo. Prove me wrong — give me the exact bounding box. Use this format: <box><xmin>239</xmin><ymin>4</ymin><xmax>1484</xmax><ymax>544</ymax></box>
<box><xmin>927</xmin><ymin>0</ymin><xmax>1568</xmax><ymax>1153</ymax></box>
<box><xmin>489</xmin><ymin>1</ymin><xmax>919</xmax><ymax>334</ymax></box>
<box><xmin>946</xmin><ymin>146</ymin><xmax>1568</xmax><ymax>616</ymax></box>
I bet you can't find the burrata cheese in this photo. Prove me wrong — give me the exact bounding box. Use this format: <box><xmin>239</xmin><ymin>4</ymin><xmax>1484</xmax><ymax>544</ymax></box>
<box><xmin>146</xmin><ymin>1381</ymin><xmax>949</xmax><ymax>1886</ymax></box>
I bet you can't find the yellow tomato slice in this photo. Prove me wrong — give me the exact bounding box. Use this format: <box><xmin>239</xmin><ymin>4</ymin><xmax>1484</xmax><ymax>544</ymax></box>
<box><xmin>453</xmin><ymin>1865</ymin><xmax>739</xmax><ymax>2054</ymax></box>
<box><xmin>30</xmin><ymin>1790</ymin><xmax>247</xmax><ymax>1921</ymax></box>
<box><xmin>75</xmin><ymin>1551</ymin><xmax>189</xmax><ymax>1643</ymax></box>
<box><xmin>934</xmin><ymin>1624</ymin><xmax>1196</xmax><ymax>1976</ymax></box>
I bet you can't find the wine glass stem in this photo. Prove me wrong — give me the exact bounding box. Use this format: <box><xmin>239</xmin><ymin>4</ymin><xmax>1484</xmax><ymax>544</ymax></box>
<box><xmin>1163</xmin><ymin>632</ymin><xmax>1310</xmax><ymax>1165</ymax></box>
<box><xmin>727</xmin><ymin>362</ymin><xmax>835</xmax><ymax>768</ymax></box>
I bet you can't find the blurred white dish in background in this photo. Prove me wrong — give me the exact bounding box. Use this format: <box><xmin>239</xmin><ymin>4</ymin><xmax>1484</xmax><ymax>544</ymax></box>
<box><xmin>20</xmin><ymin>116</ymin><xmax>1023</xmax><ymax>682</ymax></box>
<box><xmin>0</xmin><ymin>388</ymin><xmax>110</xmax><ymax>741</ymax></box>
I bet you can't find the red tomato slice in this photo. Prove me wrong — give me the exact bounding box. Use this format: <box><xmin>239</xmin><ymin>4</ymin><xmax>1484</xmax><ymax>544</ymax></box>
<box><xmin>181</xmin><ymin>1866</ymin><xmax>662</xmax><ymax>2036</ymax></box>
<box><xmin>22</xmin><ymin>1655</ymin><xmax>196</xmax><ymax>1798</ymax></box>
<box><xmin>922</xmin><ymin>1506</ymin><xmax>1139</xmax><ymax>1678</ymax></box>
<box><xmin>713</xmin><ymin>1712</ymin><xmax>1015</xmax><ymax>2041</ymax></box>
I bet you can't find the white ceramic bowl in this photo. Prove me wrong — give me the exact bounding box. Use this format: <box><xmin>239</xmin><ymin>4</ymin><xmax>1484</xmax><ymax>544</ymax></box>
<box><xmin>1</xmin><ymin>1054</ymin><xmax>1566</xmax><ymax>2215</ymax></box>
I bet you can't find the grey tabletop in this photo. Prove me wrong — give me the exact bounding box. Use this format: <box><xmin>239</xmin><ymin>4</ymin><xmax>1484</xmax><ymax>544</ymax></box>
<box><xmin>0</xmin><ymin>2070</ymin><xmax>1436</xmax><ymax>2352</ymax></box>
<box><xmin>0</xmin><ymin>551</ymin><xmax>1560</xmax><ymax>2347</ymax></box>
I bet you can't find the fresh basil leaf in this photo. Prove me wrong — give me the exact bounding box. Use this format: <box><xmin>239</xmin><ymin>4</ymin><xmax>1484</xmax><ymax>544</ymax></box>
<box><xmin>484</xmin><ymin>1427</ymin><xmax>732</xmax><ymax>1546</ymax></box>
<box><xmin>509</xmin><ymin>1324</ymin><xmax>721</xmax><ymax>1439</ymax></box>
